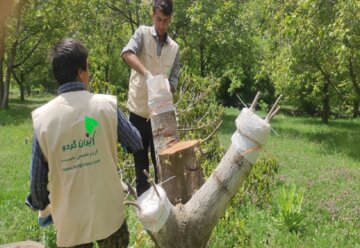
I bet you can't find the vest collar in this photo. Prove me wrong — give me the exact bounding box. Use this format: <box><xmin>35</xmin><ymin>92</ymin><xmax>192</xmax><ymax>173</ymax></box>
<box><xmin>58</xmin><ymin>81</ymin><xmax>87</xmax><ymax>95</ymax></box>
<box><xmin>150</xmin><ymin>26</ymin><xmax>170</xmax><ymax>43</ymax></box>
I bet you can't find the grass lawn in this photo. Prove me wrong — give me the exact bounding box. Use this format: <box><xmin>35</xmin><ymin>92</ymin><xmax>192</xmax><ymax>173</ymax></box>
<box><xmin>1</xmin><ymin>98</ymin><xmax>359</xmax><ymax>247</ymax></box>
<box><xmin>0</xmin><ymin>96</ymin><xmax>55</xmax><ymax>245</ymax></box>
<box><xmin>216</xmin><ymin>107</ymin><xmax>360</xmax><ymax>247</ymax></box>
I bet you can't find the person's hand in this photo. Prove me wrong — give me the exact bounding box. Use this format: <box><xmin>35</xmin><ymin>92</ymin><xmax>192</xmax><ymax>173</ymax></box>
<box><xmin>38</xmin><ymin>205</ymin><xmax>53</xmax><ymax>227</ymax></box>
<box><xmin>144</xmin><ymin>70</ymin><xmax>153</xmax><ymax>80</ymax></box>
<box><xmin>38</xmin><ymin>214</ymin><xmax>53</xmax><ymax>227</ymax></box>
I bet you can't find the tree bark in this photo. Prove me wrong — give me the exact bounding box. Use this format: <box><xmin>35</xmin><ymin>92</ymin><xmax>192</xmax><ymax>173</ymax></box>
<box><xmin>316</xmin><ymin>63</ymin><xmax>331</xmax><ymax>123</ymax></box>
<box><xmin>151</xmin><ymin>110</ymin><xmax>179</xmax><ymax>155</ymax></box>
<box><xmin>1</xmin><ymin>38</ymin><xmax>17</xmax><ymax>109</ymax></box>
<box><xmin>348</xmin><ymin>56</ymin><xmax>360</xmax><ymax>118</ymax></box>
<box><xmin>0</xmin><ymin>26</ymin><xmax>4</xmax><ymax>104</ymax></box>
<box><xmin>321</xmin><ymin>74</ymin><xmax>330</xmax><ymax>124</ymax></box>
<box><xmin>150</xmin><ymin>109</ymin><xmax>206</xmax><ymax>205</ymax></box>
<box><xmin>1</xmin><ymin>0</ymin><xmax>25</xmax><ymax>109</ymax></box>
<box><xmin>2</xmin><ymin>53</ymin><xmax>13</xmax><ymax>109</ymax></box>
<box><xmin>0</xmin><ymin>1</ymin><xmax>7</xmax><ymax>103</ymax></box>
<box><xmin>353</xmin><ymin>99</ymin><xmax>359</xmax><ymax>118</ymax></box>
<box><xmin>199</xmin><ymin>41</ymin><xmax>205</xmax><ymax>77</ymax></box>
<box><xmin>12</xmin><ymin>70</ymin><xmax>25</xmax><ymax>101</ymax></box>
<box><xmin>151</xmin><ymin>144</ymin><xmax>254</xmax><ymax>248</ymax></box>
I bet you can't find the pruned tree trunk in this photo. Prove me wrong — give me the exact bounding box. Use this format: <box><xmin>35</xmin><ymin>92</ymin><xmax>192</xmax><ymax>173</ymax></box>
<box><xmin>158</xmin><ymin>140</ymin><xmax>204</xmax><ymax>204</ymax></box>
<box><xmin>151</xmin><ymin>110</ymin><xmax>205</xmax><ymax>204</ymax></box>
<box><xmin>151</xmin><ymin>109</ymin><xmax>206</xmax><ymax>205</ymax></box>
<box><xmin>140</xmin><ymin>93</ymin><xmax>280</xmax><ymax>248</ymax></box>
<box><xmin>150</xmin><ymin>110</ymin><xmax>178</xmax><ymax>154</ymax></box>
<box><xmin>150</xmin><ymin>143</ymin><xmax>253</xmax><ymax>248</ymax></box>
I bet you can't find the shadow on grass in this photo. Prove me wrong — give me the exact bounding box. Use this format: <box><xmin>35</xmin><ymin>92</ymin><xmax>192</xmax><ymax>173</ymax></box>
<box><xmin>274</xmin><ymin>118</ymin><xmax>360</xmax><ymax>162</ymax></box>
<box><xmin>0</xmin><ymin>98</ymin><xmax>50</xmax><ymax>126</ymax></box>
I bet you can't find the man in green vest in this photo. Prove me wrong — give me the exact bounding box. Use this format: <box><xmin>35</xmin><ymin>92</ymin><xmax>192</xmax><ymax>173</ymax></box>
<box><xmin>121</xmin><ymin>0</ymin><xmax>180</xmax><ymax>196</ymax></box>
<box><xmin>26</xmin><ymin>38</ymin><xmax>143</xmax><ymax>247</ymax></box>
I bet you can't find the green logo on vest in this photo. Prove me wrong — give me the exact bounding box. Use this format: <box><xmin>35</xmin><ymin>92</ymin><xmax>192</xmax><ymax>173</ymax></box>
<box><xmin>85</xmin><ymin>116</ymin><xmax>99</xmax><ymax>137</ymax></box>
<box><xmin>61</xmin><ymin>116</ymin><xmax>100</xmax><ymax>152</ymax></box>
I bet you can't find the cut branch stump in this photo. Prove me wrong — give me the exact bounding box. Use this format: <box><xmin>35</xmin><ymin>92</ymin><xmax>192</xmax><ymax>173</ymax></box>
<box><xmin>150</xmin><ymin>110</ymin><xmax>205</xmax><ymax>204</ymax></box>
<box><xmin>159</xmin><ymin>140</ymin><xmax>204</xmax><ymax>204</ymax></box>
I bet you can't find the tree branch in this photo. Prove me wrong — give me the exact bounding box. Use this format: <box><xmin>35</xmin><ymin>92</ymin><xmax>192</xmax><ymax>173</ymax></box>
<box><xmin>11</xmin><ymin>70</ymin><xmax>21</xmax><ymax>85</ymax></box>
<box><xmin>178</xmin><ymin>115</ymin><xmax>221</xmax><ymax>132</ymax></box>
<box><xmin>201</xmin><ymin>120</ymin><xmax>223</xmax><ymax>143</ymax></box>
<box><xmin>17</xmin><ymin>30</ymin><xmax>40</xmax><ymax>46</ymax></box>
<box><xmin>107</xmin><ymin>3</ymin><xmax>139</xmax><ymax>28</ymax></box>
<box><xmin>12</xmin><ymin>35</ymin><xmax>42</xmax><ymax>69</ymax></box>
<box><xmin>176</xmin><ymin>88</ymin><xmax>214</xmax><ymax>115</ymax></box>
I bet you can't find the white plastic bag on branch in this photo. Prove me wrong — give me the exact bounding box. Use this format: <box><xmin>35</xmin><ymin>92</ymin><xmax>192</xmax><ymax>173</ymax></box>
<box><xmin>231</xmin><ymin>108</ymin><xmax>270</xmax><ymax>164</ymax></box>
<box><xmin>135</xmin><ymin>184</ymin><xmax>172</xmax><ymax>233</ymax></box>
<box><xmin>147</xmin><ymin>75</ymin><xmax>174</xmax><ymax>116</ymax></box>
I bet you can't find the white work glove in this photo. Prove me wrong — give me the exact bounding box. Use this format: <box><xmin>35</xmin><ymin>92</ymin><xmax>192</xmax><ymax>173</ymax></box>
<box><xmin>144</xmin><ymin>70</ymin><xmax>153</xmax><ymax>80</ymax></box>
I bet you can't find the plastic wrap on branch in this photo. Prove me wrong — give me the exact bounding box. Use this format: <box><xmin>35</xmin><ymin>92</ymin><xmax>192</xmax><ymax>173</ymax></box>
<box><xmin>134</xmin><ymin>184</ymin><xmax>172</xmax><ymax>233</ymax></box>
<box><xmin>231</xmin><ymin>93</ymin><xmax>281</xmax><ymax>164</ymax></box>
<box><xmin>147</xmin><ymin>75</ymin><xmax>174</xmax><ymax>117</ymax></box>
<box><xmin>231</xmin><ymin>108</ymin><xmax>270</xmax><ymax>164</ymax></box>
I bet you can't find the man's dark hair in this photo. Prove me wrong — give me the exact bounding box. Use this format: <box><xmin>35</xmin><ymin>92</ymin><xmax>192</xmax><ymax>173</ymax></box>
<box><xmin>50</xmin><ymin>38</ymin><xmax>88</xmax><ymax>85</ymax></box>
<box><xmin>153</xmin><ymin>0</ymin><xmax>173</xmax><ymax>16</ymax></box>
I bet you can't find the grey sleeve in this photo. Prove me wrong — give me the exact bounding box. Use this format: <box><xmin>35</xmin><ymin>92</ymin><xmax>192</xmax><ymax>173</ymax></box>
<box><xmin>169</xmin><ymin>50</ymin><xmax>181</xmax><ymax>91</ymax></box>
<box><xmin>121</xmin><ymin>27</ymin><xmax>143</xmax><ymax>56</ymax></box>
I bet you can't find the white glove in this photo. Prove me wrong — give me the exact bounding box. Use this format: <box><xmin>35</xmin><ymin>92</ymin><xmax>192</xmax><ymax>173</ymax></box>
<box><xmin>144</xmin><ymin>70</ymin><xmax>153</xmax><ymax>80</ymax></box>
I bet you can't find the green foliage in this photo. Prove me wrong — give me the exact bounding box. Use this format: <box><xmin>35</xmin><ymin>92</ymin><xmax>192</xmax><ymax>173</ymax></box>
<box><xmin>210</xmin><ymin>206</ymin><xmax>251</xmax><ymax>247</ymax></box>
<box><xmin>171</xmin><ymin>0</ymin><xmax>270</xmax><ymax>106</ymax></box>
<box><xmin>239</xmin><ymin>157</ymin><xmax>280</xmax><ymax>208</ymax></box>
<box><xmin>258</xmin><ymin>100</ymin><xmax>269</xmax><ymax>112</ymax></box>
<box><xmin>41</xmin><ymin>226</ymin><xmax>56</xmax><ymax>248</ymax></box>
<box><xmin>174</xmin><ymin>67</ymin><xmax>224</xmax><ymax>175</ymax></box>
<box><xmin>209</xmin><ymin>156</ymin><xmax>280</xmax><ymax>247</ymax></box>
<box><xmin>273</xmin><ymin>184</ymin><xmax>305</xmax><ymax>233</ymax></box>
<box><xmin>3</xmin><ymin>0</ymin><xmax>360</xmax><ymax>118</ymax></box>
<box><xmin>256</xmin><ymin>0</ymin><xmax>360</xmax><ymax>119</ymax></box>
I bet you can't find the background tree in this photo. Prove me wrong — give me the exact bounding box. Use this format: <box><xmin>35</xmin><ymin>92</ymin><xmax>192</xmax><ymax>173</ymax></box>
<box><xmin>0</xmin><ymin>0</ymin><xmax>15</xmax><ymax>105</ymax></box>
<box><xmin>334</xmin><ymin>0</ymin><xmax>360</xmax><ymax>118</ymax></box>
<box><xmin>258</xmin><ymin>0</ymin><xmax>360</xmax><ymax>121</ymax></box>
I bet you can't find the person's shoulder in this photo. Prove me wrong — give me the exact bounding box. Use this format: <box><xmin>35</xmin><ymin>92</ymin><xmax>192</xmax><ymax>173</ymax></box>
<box><xmin>92</xmin><ymin>93</ymin><xmax>117</xmax><ymax>104</ymax></box>
<box><xmin>167</xmin><ymin>36</ymin><xmax>179</xmax><ymax>49</ymax></box>
<box><xmin>32</xmin><ymin>96</ymin><xmax>61</xmax><ymax>118</ymax></box>
<box><xmin>137</xmin><ymin>25</ymin><xmax>151</xmax><ymax>34</ymax></box>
